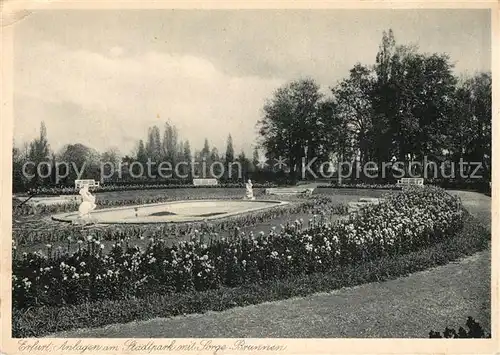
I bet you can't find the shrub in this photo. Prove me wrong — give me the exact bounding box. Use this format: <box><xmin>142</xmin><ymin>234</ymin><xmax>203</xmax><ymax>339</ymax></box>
<box><xmin>429</xmin><ymin>317</ymin><xmax>490</xmax><ymax>338</ymax></box>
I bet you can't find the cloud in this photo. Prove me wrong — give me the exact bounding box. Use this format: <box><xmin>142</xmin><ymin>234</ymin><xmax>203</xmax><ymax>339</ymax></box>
<box><xmin>109</xmin><ymin>46</ymin><xmax>124</xmax><ymax>57</ymax></box>
<box><xmin>14</xmin><ymin>42</ymin><xmax>284</xmax><ymax>155</ymax></box>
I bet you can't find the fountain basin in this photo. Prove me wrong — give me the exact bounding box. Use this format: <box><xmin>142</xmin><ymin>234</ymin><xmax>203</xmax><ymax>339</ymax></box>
<box><xmin>52</xmin><ymin>199</ymin><xmax>289</xmax><ymax>224</ymax></box>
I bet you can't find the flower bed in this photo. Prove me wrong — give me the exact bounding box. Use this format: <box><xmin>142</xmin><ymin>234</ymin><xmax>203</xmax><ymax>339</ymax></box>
<box><xmin>13</xmin><ymin>213</ymin><xmax>489</xmax><ymax>338</ymax></box>
<box><xmin>12</xmin><ymin>186</ymin><xmax>463</xmax><ymax>310</ymax></box>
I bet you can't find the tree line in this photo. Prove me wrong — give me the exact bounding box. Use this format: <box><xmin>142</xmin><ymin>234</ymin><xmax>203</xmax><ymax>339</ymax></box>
<box><xmin>12</xmin><ymin>121</ymin><xmax>258</xmax><ymax>192</ymax></box>
<box><xmin>257</xmin><ymin>29</ymin><xmax>491</xmax><ymax>183</ymax></box>
<box><xmin>128</xmin><ymin>123</ymin><xmax>256</xmax><ymax>180</ymax></box>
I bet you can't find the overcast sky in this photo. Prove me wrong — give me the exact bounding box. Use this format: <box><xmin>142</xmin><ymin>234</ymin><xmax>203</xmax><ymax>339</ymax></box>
<box><xmin>14</xmin><ymin>9</ymin><xmax>491</xmax><ymax>157</ymax></box>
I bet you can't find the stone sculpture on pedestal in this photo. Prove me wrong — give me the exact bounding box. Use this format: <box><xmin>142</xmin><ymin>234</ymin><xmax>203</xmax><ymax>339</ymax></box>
<box><xmin>245</xmin><ymin>179</ymin><xmax>255</xmax><ymax>200</ymax></box>
<box><xmin>78</xmin><ymin>184</ymin><xmax>97</xmax><ymax>220</ymax></box>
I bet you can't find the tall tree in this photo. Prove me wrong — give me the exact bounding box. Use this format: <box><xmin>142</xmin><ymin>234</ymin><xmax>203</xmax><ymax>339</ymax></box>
<box><xmin>162</xmin><ymin>123</ymin><xmax>178</xmax><ymax>164</ymax></box>
<box><xmin>181</xmin><ymin>140</ymin><xmax>192</xmax><ymax>179</ymax></box>
<box><xmin>375</xmin><ymin>29</ymin><xmax>396</xmax><ymax>84</ymax></box>
<box><xmin>58</xmin><ymin>143</ymin><xmax>100</xmax><ymax>183</ymax></box>
<box><xmin>318</xmin><ymin>99</ymin><xmax>353</xmax><ymax>176</ymax></box>
<box><xmin>257</xmin><ymin>78</ymin><xmax>323</xmax><ymax>181</ymax></box>
<box><xmin>210</xmin><ymin>147</ymin><xmax>220</xmax><ymax>162</ymax></box>
<box><xmin>146</xmin><ymin>125</ymin><xmax>162</xmax><ymax>162</ymax></box>
<box><xmin>225</xmin><ymin>134</ymin><xmax>235</xmax><ymax>163</ymax></box>
<box><xmin>237</xmin><ymin>150</ymin><xmax>250</xmax><ymax>179</ymax></box>
<box><xmin>183</xmin><ymin>140</ymin><xmax>192</xmax><ymax>162</ymax></box>
<box><xmin>101</xmin><ymin>147</ymin><xmax>121</xmax><ymax>164</ymax></box>
<box><xmin>225</xmin><ymin>134</ymin><xmax>235</xmax><ymax>179</ymax></box>
<box><xmin>162</xmin><ymin>123</ymin><xmax>171</xmax><ymax>160</ymax></box>
<box><xmin>210</xmin><ymin>147</ymin><xmax>222</xmax><ymax>177</ymax></box>
<box><xmin>201</xmin><ymin>138</ymin><xmax>210</xmax><ymax>158</ymax></box>
<box><xmin>331</xmin><ymin>63</ymin><xmax>376</xmax><ymax>167</ymax></box>
<box><xmin>371</xmin><ymin>31</ymin><xmax>405</xmax><ymax>164</ymax></box>
<box><xmin>27</xmin><ymin>122</ymin><xmax>51</xmax><ymax>186</ymax></box>
<box><xmin>100</xmin><ymin>147</ymin><xmax>121</xmax><ymax>181</ymax></box>
<box><xmin>176</xmin><ymin>139</ymin><xmax>185</xmax><ymax>163</ymax></box>
<box><xmin>136</xmin><ymin>140</ymin><xmax>148</xmax><ymax>164</ymax></box>
<box><xmin>252</xmin><ymin>147</ymin><xmax>260</xmax><ymax>170</ymax></box>
<box><xmin>371</xmin><ymin>30</ymin><xmax>457</xmax><ymax>169</ymax></box>
<box><xmin>448</xmin><ymin>72</ymin><xmax>491</xmax><ymax>179</ymax></box>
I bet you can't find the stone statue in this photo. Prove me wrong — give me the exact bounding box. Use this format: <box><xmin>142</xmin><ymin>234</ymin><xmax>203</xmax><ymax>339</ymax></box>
<box><xmin>245</xmin><ymin>179</ymin><xmax>255</xmax><ymax>200</ymax></box>
<box><xmin>78</xmin><ymin>184</ymin><xmax>97</xmax><ymax>219</ymax></box>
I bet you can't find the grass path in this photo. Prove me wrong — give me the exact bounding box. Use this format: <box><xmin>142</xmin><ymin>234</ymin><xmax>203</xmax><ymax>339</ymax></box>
<box><xmin>49</xmin><ymin>190</ymin><xmax>491</xmax><ymax>338</ymax></box>
<box><xmin>447</xmin><ymin>190</ymin><xmax>491</xmax><ymax>228</ymax></box>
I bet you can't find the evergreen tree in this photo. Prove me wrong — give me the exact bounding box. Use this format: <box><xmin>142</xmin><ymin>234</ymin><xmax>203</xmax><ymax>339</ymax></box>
<box><xmin>252</xmin><ymin>147</ymin><xmax>259</xmax><ymax>169</ymax></box>
<box><xmin>162</xmin><ymin>123</ymin><xmax>178</xmax><ymax>164</ymax></box>
<box><xmin>225</xmin><ymin>134</ymin><xmax>235</xmax><ymax>162</ymax></box>
<box><xmin>182</xmin><ymin>141</ymin><xmax>192</xmax><ymax>179</ymax></box>
<box><xmin>201</xmin><ymin>138</ymin><xmax>210</xmax><ymax>158</ymax></box>
<box><xmin>136</xmin><ymin>140</ymin><xmax>148</xmax><ymax>164</ymax></box>
<box><xmin>210</xmin><ymin>147</ymin><xmax>221</xmax><ymax>178</ymax></box>
<box><xmin>237</xmin><ymin>151</ymin><xmax>250</xmax><ymax>180</ymax></box>
<box><xmin>27</xmin><ymin>122</ymin><xmax>51</xmax><ymax>187</ymax></box>
<box><xmin>183</xmin><ymin>140</ymin><xmax>192</xmax><ymax>162</ymax></box>
<box><xmin>225</xmin><ymin>134</ymin><xmax>236</xmax><ymax>180</ymax></box>
<box><xmin>146</xmin><ymin>125</ymin><xmax>162</xmax><ymax>162</ymax></box>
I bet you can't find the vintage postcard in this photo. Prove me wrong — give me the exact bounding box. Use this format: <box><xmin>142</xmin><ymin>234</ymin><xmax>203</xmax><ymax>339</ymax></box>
<box><xmin>1</xmin><ymin>0</ymin><xmax>498</xmax><ymax>354</ymax></box>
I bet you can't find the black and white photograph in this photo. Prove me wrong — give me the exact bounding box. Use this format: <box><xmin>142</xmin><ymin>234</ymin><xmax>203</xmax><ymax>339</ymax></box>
<box><xmin>2</xmin><ymin>2</ymin><xmax>496</xmax><ymax>350</ymax></box>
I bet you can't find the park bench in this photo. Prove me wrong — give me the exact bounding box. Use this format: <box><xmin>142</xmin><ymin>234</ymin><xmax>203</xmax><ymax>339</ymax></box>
<box><xmin>75</xmin><ymin>179</ymin><xmax>100</xmax><ymax>189</ymax></box>
<box><xmin>265</xmin><ymin>187</ymin><xmax>315</xmax><ymax>196</ymax></box>
<box><xmin>193</xmin><ymin>178</ymin><xmax>219</xmax><ymax>186</ymax></box>
<box><xmin>396</xmin><ymin>177</ymin><xmax>424</xmax><ymax>187</ymax></box>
